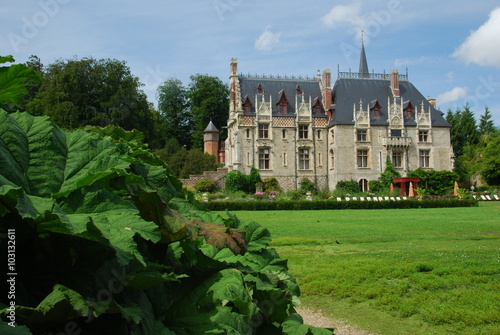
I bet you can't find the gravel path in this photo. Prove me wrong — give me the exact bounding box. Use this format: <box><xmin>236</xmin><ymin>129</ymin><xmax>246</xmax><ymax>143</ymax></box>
<box><xmin>296</xmin><ymin>306</ymin><xmax>377</xmax><ymax>335</ymax></box>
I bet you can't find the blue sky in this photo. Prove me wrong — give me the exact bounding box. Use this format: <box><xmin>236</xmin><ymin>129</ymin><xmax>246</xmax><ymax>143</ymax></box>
<box><xmin>2</xmin><ymin>0</ymin><xmax>500</xmax><ymax>125</ymax></box>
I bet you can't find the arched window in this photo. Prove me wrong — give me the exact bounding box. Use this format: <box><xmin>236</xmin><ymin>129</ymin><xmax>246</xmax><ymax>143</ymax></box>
<box><xmin>359</xmin><ymin>179</ymin><xmax>368</xmax><ymax>192</ymax></box>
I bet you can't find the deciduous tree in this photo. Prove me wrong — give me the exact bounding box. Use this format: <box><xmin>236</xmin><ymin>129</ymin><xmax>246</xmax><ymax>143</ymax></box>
<box><xmin>188</xmin><ymin>74</ymin><xmax>229</xmax><ymax>149</ymax></box>
<box><xmin>157</xmin><ymin>78</ymin><xmax>193</xmax><ymax>148</ymax></box>
<box><xmin>27</xmin><ymin>57</ymin><xmax>158</xmax><ymax>146</ymax></box>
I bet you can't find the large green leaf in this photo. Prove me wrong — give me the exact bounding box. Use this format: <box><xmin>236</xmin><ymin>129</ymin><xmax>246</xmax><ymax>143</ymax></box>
<box><xmin>0</xmin><ymin>60</ymin><xmax>41</xmax><ymax>105</ymax></box>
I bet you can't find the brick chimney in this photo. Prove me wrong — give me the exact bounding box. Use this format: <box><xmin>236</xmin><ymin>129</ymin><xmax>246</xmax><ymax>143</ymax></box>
<box><xmin>390</xmin><ymin>69</ymin><xmax>400</xmax><ymax>97</ymax></box>
<box><xmin>321</xmin><ymin>69</ymin><xmax>332</xmax><ymax>110</ymax></box>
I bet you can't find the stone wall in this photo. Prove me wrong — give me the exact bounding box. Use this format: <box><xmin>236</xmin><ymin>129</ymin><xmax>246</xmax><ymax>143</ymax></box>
<box><xmin>180</xmin><ymin>167</ymin><xmax>229</xmax><ymax>190</ymax></box>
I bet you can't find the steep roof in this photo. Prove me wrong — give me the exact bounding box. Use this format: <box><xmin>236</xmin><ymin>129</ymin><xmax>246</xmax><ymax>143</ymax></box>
<box><xmin>204</xmin><ymin>120</ymin><xmax>219</xmax><ymax>133</ymax></box>
<box><xmin>239</xmin><ymin>76</ymin><xmax>322</xmax><ymax>115</ymax></box>
<box><xmin>330</xmin><ymin>77</ymin><xmax>450</xmax><ymax>127</ymax></box>
<box><xmin>359</xmin><ymin>41</ymin><xmax>369</xmax><ymax>78</ymax></box>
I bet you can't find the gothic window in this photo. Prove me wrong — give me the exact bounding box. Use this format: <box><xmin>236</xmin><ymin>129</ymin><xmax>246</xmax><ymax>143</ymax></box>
<box><xmin>312</xmin><ymin>99</ymin><xmax>324</xmax><ymax>115</ymax></box>
<box><xmin>258</xmin><ymin>124</ymin><xmax>269</xmax><ymax>138</ymax></box>
<box><xmin>299</xmin><ymin>149</ymin><xmax>310</xmax><ymax>170</ymax></box>
<box><xmin>392</xmin><ymin>151</ymin><xmax>403</xmax><ymax>168</ymax></box>
<box><xmin>357</xmin><ymin>149</ymin><xmax>368</xmax><ymax>168</ymax></box>
<box><xmin>419</xmin><ymin>150</ymin><xmax>430</xmax><ymax>168</ymax></box>
<box><xmin>243</xmin><ymin>96</ymin><xmax>252</xmax><ymax>114</ymax></box>
<box><xmin>299</xmin><ymin>125</ymin><xmax>308</xmax><ymax>139</ymax></box>
<box><xmin>404</xmin><ymin>101</ymin><xmax>414</xmax><ymax>119</ymax></box>
<box><xmin>259</xmin><ymin>148</ymin><xmax>270</xmax><ymax>169</ymax></box>
<box><xmin>359</xmin><ymin>179</ymin><xmax>368</xmax><ymax>192</ymax></box>
<box><xmin>296</xmin><ymin>85</ymin><xmax>302</xmax><ymax>95</ymax></box>
<box><xmin>419</xmin><ymin>130</ymin><xmax>429</xmax><ymax>142</ymax></box>
<box><xmin>277</xmin><ymin>90</ymin><xmax>289</xmax><ymax>114</ymax></box>
<box><xmin>370</xmin><ymin>100</ymin><xmax>381</xmax><ymax>118</ymax></box>
<box><xmin>357</xmin><ymin>129</ymin><xmax>367</xmax><ymax>142</ymax></box>
<box><xmin>257</xmin><ymin>84</ymin><xmax>263</xmax><ymax>95</ymax></box>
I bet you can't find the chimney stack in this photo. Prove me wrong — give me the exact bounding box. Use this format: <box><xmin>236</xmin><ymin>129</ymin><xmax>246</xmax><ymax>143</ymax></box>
<box><xmin>321</xmin><ymin>69</ymin><xmax>332</xmax><ymax>110</ymax></box>
<box><xmin>390</xmin><ymin>69</ymin><xmax>400</xmax><ymax>97</ymax></box>
<box><xmin>229</xmin><ymin>58</ymin><xmax>239</xmax><ymax>112</ymax></box>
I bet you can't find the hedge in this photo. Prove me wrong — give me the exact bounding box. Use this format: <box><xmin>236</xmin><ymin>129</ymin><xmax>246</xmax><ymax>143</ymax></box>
<box><xmin>203</xmin><ymin>198</ymin><xmax>477</xmax><ymax>211</ymax></box>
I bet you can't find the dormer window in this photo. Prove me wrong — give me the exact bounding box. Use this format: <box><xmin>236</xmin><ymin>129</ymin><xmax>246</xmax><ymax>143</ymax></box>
<box><xmin>257</xmin><ymin>84</ymin><xmax>263</xmax><ymax>95</ymax></box>
<box><xmin>312</xmin><ymin>98</ymin><xmax>325</xmax><ymax>115</ymax></box>
<box><xmin>404</xmin><ymin>101</ymin><xmax>414</xmax><ymax>119</ymax></box>
<box><xmin>296</xmin><ymin>85</ymin><xmax>302</xmax><ymax>95</ymax></box>
<box><xmin>243</xmin><ymin>96</ymin><xmax>252</xmax><ymax>114</ymax></box>
<box><xmin>370</xmin><ymin>100</ymin><xmax>381</xmax><ymax>118</ymax></box>
<box><xmin>277</xmin><ymin>89</ymin><xmax>289</xmax><ymax>114</ymax></box>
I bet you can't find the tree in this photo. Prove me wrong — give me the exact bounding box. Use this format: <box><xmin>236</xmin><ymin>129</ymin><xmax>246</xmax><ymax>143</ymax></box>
<box><xmin>27</xmin><ymin>57</ymin><xmax>159</xmax><ymax>146</ymax></box>
<box><xmin>157</xmin><ymin>78</ymin><xmax>193</xmax><ymax>148</ymax></box>
<box><xmin>478</xmin><ymin>107</ymin><xmax>496</xmax><ymax>135</ymax></box>
<box><xmin>188</xmin><ymin>74</ymin><xmax>229</xmax><ymax>149</ymax></box>
<box><xmin>446</xmin><ymin>105</ymin><xmax>481</xmax><ymax>157</ymax></box>
<box><xmin>462</xmin><ymin>132</ymin><xmax>500</xmax><ymax>185</ymax></box>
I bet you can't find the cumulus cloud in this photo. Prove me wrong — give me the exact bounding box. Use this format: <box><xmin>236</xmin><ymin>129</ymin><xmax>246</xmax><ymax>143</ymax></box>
<box><xmin>321</xmin><ymin>3</ymin><xmax>363</xmax><ymax>29</ymax></box>
<box><xmin>255</xmin><ymin>28</ymin><xmax>281</xmax><ymax>51</ymax></box>
<box><xmin>436</xmin><ymin>87</ymin><xmax>468</xmax><ymax>105</ymax></box>
<box><xmin>453</xmin><ymin>7</ymin><xmax>500</xmax><ymax>67</ymax></box>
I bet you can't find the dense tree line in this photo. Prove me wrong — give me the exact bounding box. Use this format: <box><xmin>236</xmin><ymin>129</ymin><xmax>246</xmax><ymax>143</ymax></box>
<box><xmin>446</xmin><ymin>105</ymin><xmax>499</xmax><ymax>185</ymax></box>
<box><xmin>2</xmin><ymin>55</ymin><xmax>229</xmax><ymax>178</ymax></box>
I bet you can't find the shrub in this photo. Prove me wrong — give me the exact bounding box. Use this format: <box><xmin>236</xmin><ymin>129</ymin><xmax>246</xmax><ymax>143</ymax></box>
<box><xmin>300</xmin><ymin>178</ymin><xmax>317</xmax><ymax>194</ymax></box>
<box><xmin>205</xmin><ymin>198</ymin><xmax>477</xmax><ymax>211</ymax></box>
<box><xmin>408</xmin><ymin>169</ymin><xmax>459</xmax><ymax>195</ymax></box>
<box><xmin>336</xmin><ymin>180</ymin><xmax>361</xmax><ymax>193</ymax></box>
<box><xmin>246</xmin><ymin>166</ymin><xmax>262</xmax><ymax>193</ymax></box>
<box><xmin>263</xmin><ymin>177</ymin><xmax>281</xmax><ymax>191</ymax></box>
<box><xmin>195</xmin><ymin>179</ymin><xmax>217</xmax><ymax>192</ymax></box>
<box><xmin>369</xmin><ymin>180</ymin><xmax>383</xmax><ymax>193</ymax></box>
<box><xmin>380</xmin><ymin>156</ymin><xmax>401</xmax><ymax>188</ymax></box>
<box><xmin>225</xmin><ymin>170</ymin><xmax>247</xmax><ymax>192</ymax></box>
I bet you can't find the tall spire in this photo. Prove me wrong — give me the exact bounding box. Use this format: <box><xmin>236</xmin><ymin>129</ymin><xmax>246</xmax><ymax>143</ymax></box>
<box><xmin>359</xmin><ymin>32</ymin><xmax>369</xmax><ymax>78</ymax></box>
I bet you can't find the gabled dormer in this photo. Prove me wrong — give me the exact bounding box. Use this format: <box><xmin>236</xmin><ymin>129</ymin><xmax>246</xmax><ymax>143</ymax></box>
<box><xmin>276</xmin><ymin>89</ymin><xmax>289</xmax><ymax>114</ymax></box>
<box><xmin>312</xmin><ymin>97</ymin><xmax>325</xmax><ymax>115</ymax></box>
<box><xmin>403</xmin><ymin>100</ymin><xmax>414</xmax><ymax>119</ymax></box>
<box><xmin>370</xmin><ymin>99</ymin><xmax>381</xmax><ymax>118</ymax></box>
<box><xmin>257</xmin><ymin>83</ymin><xmax>264</xmax><ymax>95</ymax></box>
<box><xmin>243</xmin><ymin>95</ymin><xmax>253</xmax><ymax>114</ymax></box>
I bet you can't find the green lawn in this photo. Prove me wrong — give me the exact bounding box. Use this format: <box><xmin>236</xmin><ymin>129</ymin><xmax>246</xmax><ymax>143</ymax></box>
<box><xmin>216</xmin><ymin>202</ymin><xmax>500</xmax><ymax>335</ymax></box>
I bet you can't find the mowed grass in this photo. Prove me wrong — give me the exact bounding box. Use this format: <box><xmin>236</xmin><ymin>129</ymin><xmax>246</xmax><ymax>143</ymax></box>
<box><xmin>216</xmin><ymin>202</ymin><xmax>500</xmax><ymax>334</ymax></box>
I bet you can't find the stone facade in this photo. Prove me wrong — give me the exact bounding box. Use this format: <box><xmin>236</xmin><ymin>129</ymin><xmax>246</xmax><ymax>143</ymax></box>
<box><xmin>219</xmin><ymin>48</ymin><xmax>453</xmax><ymax>192</ymax></box>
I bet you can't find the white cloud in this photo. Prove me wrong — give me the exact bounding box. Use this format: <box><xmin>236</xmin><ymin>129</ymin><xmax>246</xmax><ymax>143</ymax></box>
<box><xmin>255</xmin><ymin>28</ymin><xmax>282</xmax><ymax>51</ymax></box>
<box><xmin>436</xmin><ymin>87</ymin><xmax>468</xmax><ymax>105</ymax></box>
<box><xmin>321</xmin><ymin>3</ymin><xmax>362</xmax><ymax>29</ymax></box>
<box><xmin>453</xmin><ymin>7</ymin><xmax>500</xmax><ymax>67</ymax></box>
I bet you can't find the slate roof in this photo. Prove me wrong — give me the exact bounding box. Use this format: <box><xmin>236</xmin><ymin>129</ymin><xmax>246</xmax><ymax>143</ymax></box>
<box><xmin>239</xmin><ymin>77</ymin><xmax>322</xmax><ymax>115</ymax></box>
<box><xmin>204</xmin><ymin>120</ymin><xmax>219</xmax><ymax>133</ymax></box>
<box><xmin>329</xmin><ymin>77</ymin><xmax>450</xmax><ymax>127</ymax></box>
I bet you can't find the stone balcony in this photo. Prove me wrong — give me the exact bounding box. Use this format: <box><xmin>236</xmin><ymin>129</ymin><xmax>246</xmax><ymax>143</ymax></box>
<box><xmin>383</xmin><ymin>136</ymin><xmax>412</xmax><ymax>148</ymax></box>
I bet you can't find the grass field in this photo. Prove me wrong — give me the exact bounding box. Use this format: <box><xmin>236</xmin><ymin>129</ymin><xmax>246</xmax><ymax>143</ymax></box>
<box><xmin>216</xmin><ymin>202</ymin><xmax>500</xmax><ymax>334</ymax></box>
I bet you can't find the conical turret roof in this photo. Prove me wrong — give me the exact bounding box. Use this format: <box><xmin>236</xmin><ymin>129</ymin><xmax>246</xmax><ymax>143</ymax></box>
<box><xmin>204</xmin><ymin>120</ymin><xmax>219</xmax><ymax>133</ymax></box>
